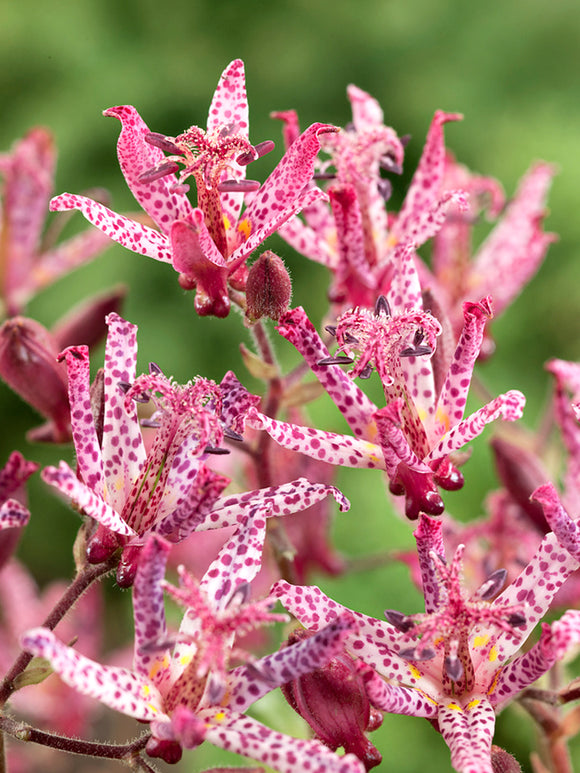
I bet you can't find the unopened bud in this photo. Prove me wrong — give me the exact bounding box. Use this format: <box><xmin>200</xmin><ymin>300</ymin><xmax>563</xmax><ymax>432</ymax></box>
<box><xmin>245</xmin><ymin>251</ymin><xmax>292</xmax><ymax>322</ymax></box>
<box><xmin>51</xmin><ymin>286</ymin><xmax>127</xmax><ymax>351</ymax></box>
<box><xmin>281</xmin><ymin>630</ymin><xmax>382</xmax><ymax>770</ymax></box>
<box><xmin>491</xmin><ymin>745</ymin><xmax>523</xmax><ymax>773</ymax></box>
<box><xmin>0</xmin><ymin>317</ymin><xmax>70</xmax><ymax>442</ymax></box>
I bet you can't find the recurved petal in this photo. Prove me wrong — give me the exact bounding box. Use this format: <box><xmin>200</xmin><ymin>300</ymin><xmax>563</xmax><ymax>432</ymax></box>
<box><xmin>490</xmin><ymin>610</ymin><xmax>580</xmax><ymax>710</ymax></box>
<box><xmin>104</xmin><ymin>105</ymin><xmax>193</xmax><ymax>233</ymax></box>
<box><xmin>21</xmin><ymin>627</ymin><xmax>164</xmax><ymax>721</ymax></box>
<box><xmin>243</xmin><ymin>123</ymin><xmax>337</xmax><ymax>235</ymax></box>
<box><xmin>0</xmin><ymin>499</ymin><xmax>30</xmax><ymax>529</ymax></box>
<box><xmin>200</xmin><ymin>505</ymin><xmax>269</xmax><ymax>609</ymax></box>
<box><xmin>272</xmin><ymin>581</ymin><xmax>416</xmax><ymax>684</ymax></box>
<box><xmin>434</xmin><ymin>297</ymin><xmax>493</xmax><ymax>438</ymax></box>
<box><xmin>196</xmin><ymin>478</ymin><xmax>349</xmax><ymax>532</ymax></box>
<box><xmin>202</xmin><ymin>709</ymin><xmax>366</xmax><ymax>773</ymax></box>
<box><xmin>392</xmin><ymin>111</ymin><xmax>463</xmax><ymax>244</ymax></box>
<box><xmin>227</xmin><ymin>614</ymin><xmax>357</xmax><ymax>711</ymax></box>
<box><xmin>49</xmin><ymin>193</ymin><xmax>173</xmax><ymax>263</ymax></box>
<box><xmin>41</xmin><ymin>462</ymin><xmax>136</xmax><ymax>537</ymax></box>
<box><xmin>426</xmin><ymin>390</ymin><xmax>525</xmax><ymax>464</ymax></box>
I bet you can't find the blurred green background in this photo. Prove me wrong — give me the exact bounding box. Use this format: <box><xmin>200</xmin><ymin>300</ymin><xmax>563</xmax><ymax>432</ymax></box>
<box><xmin>1</xmin><ymin>0</ymin><xmax>579</xmax><ymax>770</ymax></box>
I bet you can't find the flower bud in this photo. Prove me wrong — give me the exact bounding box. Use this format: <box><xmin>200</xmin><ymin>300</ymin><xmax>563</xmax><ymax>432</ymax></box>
<box><xmin>281</xmin><ymin>630</ymin><xmax>382</xmax><ymax>770</ymax></box>
<box><xmin>0</xmin><ymin>317</ymin><xmax>70</xmax><ymax>442</ymax></box>
<box><xmin>491</xmin><ymin>745</ymin><xmax>523</xmax><ymax>773</ymax></box>
<box><xmin>245</xmin><ymin>251</ymin><xmax>292</xmax><ymax>322</ymax></box>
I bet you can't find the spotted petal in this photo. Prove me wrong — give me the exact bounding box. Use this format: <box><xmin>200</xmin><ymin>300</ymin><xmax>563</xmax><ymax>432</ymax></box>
<box><xmin>0</xmin><ymin>499</ymin><xmax>30</xmax><ymax>529</ymax></box>
<box><xmin>438</xmin><ymin>698</ymin><xmax>495</xmax><ymax>773</ymax></box>
<box><xmin>227</xmin><ymin>614</ymin><xmax>357</xmax><ymax>711</ymax></box>
<box><xmin>21</xmin><ymin>628</ymin><xmax>164</xmax><ymax>721</ymax></box>
<box><xmin>49</xmin><ymin>193</ymin><xmax>173</xmax><ymax>263</ymax></box>
<box><xmin>103</xmin><ymin>104</ymin><xmax>193</xmax><ymax>233</ymax></box>
<box><xmin>202</xmin><ymin>709</ymin><xmax>366</xmax><ymax>773</ymax></box>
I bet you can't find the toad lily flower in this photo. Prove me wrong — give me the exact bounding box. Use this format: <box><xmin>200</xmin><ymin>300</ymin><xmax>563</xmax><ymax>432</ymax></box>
<box><xmin>0</xmin><ymin>127</ymin><xmax>113</xmax><ymax>318</ymax></box>
<box><xmin>275</xmin><ymin>88</ymin><xmax>466</xmax><ymax>308</ymax></box>
<box><xmin>49</xmin><ymin>60</ymin><xmax>336</xmax><ymax>317</ymax></box>
<box><xmin>427</xmin><ymin>155</ymin><xmax>556</xmax><ymax>357</ymax></box>
<box><xmin>42</xmin><ymin>313</ymin><xmax>350</xmax><ymax>586</ymax></box>
<box><xmin>273</xmin><ymin>497</ymin><xmax>580</xmax><ymax>773</ymax></box>
<box><xmin>23</xmin><ymin>519</ymin><xmax>365</xmax><ymax>773</ymax></box>
<box><xmin>248</xmin><ymin>293</ymin><xmax>525</xmax><ymax>518</ymax></box>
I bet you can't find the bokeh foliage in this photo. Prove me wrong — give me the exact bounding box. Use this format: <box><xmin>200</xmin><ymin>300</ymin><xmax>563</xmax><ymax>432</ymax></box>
<box><xmin>1</xmin><ymin>1</ymin><xmax>579</xmax><ymax>770</ymax></box>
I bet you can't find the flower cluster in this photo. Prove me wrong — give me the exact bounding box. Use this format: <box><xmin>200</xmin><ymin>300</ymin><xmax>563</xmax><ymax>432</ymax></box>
<box><xmin>0</xmin><ymin>57</ymin><xmax>576</xmax><ymax>773</ymax></box>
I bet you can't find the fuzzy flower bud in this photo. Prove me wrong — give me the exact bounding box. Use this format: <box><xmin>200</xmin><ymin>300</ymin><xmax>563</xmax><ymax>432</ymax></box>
<box><xmin>245</xmin><ymin>251</ymin><xmax>292</xmax><ymax>322</ymax></box>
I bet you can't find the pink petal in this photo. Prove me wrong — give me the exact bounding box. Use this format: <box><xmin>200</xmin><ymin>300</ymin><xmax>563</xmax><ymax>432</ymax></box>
<box><xmin>104</xmin><ymin>105</ymin><xmax>193</xmax><ymax>233</ymax></box>
<box><xmin>247</xmin><ymin>409</ymin><xmax>384</xmax><ymax>469</ymax></box>
<box><xmin>201</xmin><ymin>505</ymin><xmax>269</xmax><ymax>608</ymax></box>
<box><xmin>392</xmin><ymin>110</ymin><xmax>463</xmax><ymax>244</ymax></box>
<box><xmin>243</xmin><ymin>123</ymin><xmax>337</xmax><ymax>235</ymax></box>
<box><xmin>21</xmin><ymin>628</ymin><xmax>164</xmax><ymax>721</ymax></box>
<box><xmin>347</xmin><ymin>85</ymin><xmax>384</xmax><ymax>130</ymax></box>
<box><xmin>227</xmin><ymin>614</ymin><xmax>357</xmax><ymax>711</ymax></box>
<box><xmin>42</xmin><ymin>462</ymin><xmax>136</xmax><ymax>537</ymax></box>
<box><xmin>413</xmin><ymin>514</ymin><xmax>446</xmax><ymax>613</ymax></box>
<box><xmin>202</xmin><ymin>709</ymin><xmax>366</xmax><ymax>773</ymax></box>
<box><xmin>356</xmin><ymin>662</ymin><xmax>437</xmax><ymax>718</ymax></box>
<box><xmin>207</xmin><ymin>59</ymin><xmax>250</xmax><ymax>224</ymax></box>
<box><xmin>473</xmin><ymin>162</ymin><xmax>556</xmax><ymax>315</ymax></box>
<box><xmin>102</xmin><ymin>313</ymin><xmax>145</xmax><ymax>512</ymax></box>
<box><xmin>133</xmin><ymin>535</ymin><xmax>172</xmax><ymax>691</ymax></box>
<box><xmin>59</xmin><ymin>345</ymin><xmax>103</xmax><ymax>493</ymax></box>
<box><xmin>0</xmin><ymin>499</ymin><xmax>30</xmax><ymax>529</ymax></box>
<box><xmin>427</xmin><ymin>389</ymin><xmax>525</xmax><ymax>463</ymax></box>
<box><xmin>276</xmin><ymin>306</ymin><xmax>378</xmax><ymax>439</ymax></box>
<box><xmin>49</xmin><ymin>193</ymin><xmax>173</xmax><ymax>262</ymax></box>
<box><xmin>433</xmin><ymin>297</ymin><xmax>493</xmax><ymax>439</ymax></box>
<box><xmin>438</xmin><ymin>699</ymin><xmax>495</xmax><ymax>773</ymax></box>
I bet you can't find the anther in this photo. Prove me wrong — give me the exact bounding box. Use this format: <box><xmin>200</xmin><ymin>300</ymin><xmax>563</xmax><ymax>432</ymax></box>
<box><xmin>317</xmin><ymin>355</ymin><xmax>355</xmax><ymax>366</ymax></box>
<box><xmin>236</xmin><ymin>140</ymin><xmax>275</xmax><ymax>165</ymax></box>
<box><xmin>476</xmin><ymin>568</ymin><xmax>507</xmax><ymax>601</ymax></box>
<box><xmin>377</xmin><ymin>178</ymin><xmax>393</xmax><ymax>201</ymax></box>
<box><xmin>324</xmin><ymin>325</ymin><xmax>337</xmax><ymax>337</ymax></box>
<box><xmin>139</xmin><ymin>161</ymin><xmax>180</xmax><ymax>184</ymax></box>
<box><xmin>144</xmin><ymin>132</ymin><xmax>183</xmax><ymax>155</ymax></box>
<box><xmin>384</xmin><ymin>609</ymin><xmax>414</xmax><ymax>633</ymax></box>
<box><xmin>359</xmin><ymin>364</ymin><xmax>374</xmax><ymax>379</ymax></box>
<box><xmin>399</xmin><ymin>646</ymin><xmax>436</xmax><ymax>662</ymax></box>
<box><xmin>223</xmin><ymin>426</ymin><xmax>244</xmax><ymax>442</ymax></box>
<box><xmin>379</xmin><ymin>155</ymin><xmax>403</xmax><ymax>175</ymax></box>
<box><xmin>507</xmin><ymin>612</ymin><xmax>527</xmax><ymax>628</ymax></box>
<box><xmin>444</xmin><ymin>652</ymin><xmax>464</xmax><ymax>682</ymax></box>
<box><xmin>217</xmin><ymin>179</ymin><xmax>261</xmax><ymax>193</ymax></box>
<box><xmin>149</xmin><ymin>362</ymin><xmax>163</xmax><ymax>375</ymax></box>
<box><xmin>204</xmin><ymin>445</ymin><xmax>230</xmax><ymax>455</ymax></box>
<box><xmin>374</xmin><ymin>295</ymin><xmax>391</xmax><ymax>317</ymax></box>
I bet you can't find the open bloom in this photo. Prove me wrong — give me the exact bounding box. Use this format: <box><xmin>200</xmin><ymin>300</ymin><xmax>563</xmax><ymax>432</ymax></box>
<box><xmin>49</xmin><ymin>60</ymin><xmax>336</xmax><ymax>317</ymax></box>
<box><xmin>42</xmin><ymin>313</ymin><xmax>349</xmax><ymax>585</ymax></box>
<box><xmin>23</xmin><ymin>514</ymin><xmax>364</xmax><ymax>773</ymax></box>
<box><xmin>275</xmin><ymin>87</ymin><xmax>465</xmax><ymax>309</ymax></box>
<box><xmin>0</xmin><ymin>127</ymin><xmax>112</xmax><ymax>318</ymax></box>
<box><xmin>273</xmin><ymin>493</ymin><xmax>580</xmax><ymax>773</ymax></box>
<box><xmin>248</xmin><ymin>293</ymin><xmax>524</xmax><ymax>518</ymax></box>
<box><xmin>426</xmin><ymin>154</ymin><xmax>556</xmax><ymax>357</ymax></box>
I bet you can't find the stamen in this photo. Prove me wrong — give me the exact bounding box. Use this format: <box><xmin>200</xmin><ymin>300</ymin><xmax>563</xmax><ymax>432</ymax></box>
<box><xmin>313</xmin><ymin>172</ymin><xmax>337</xmax><ymax>180</ymax></box>
<box><xmin>139</xmin><ymin>161</ymin><xmax>180</xmax><ymax>184</ymax></box>
<box><xmin>324</xmin><ymin>325</ymin><xmax>337</xmax><ymax>337</ymax></box>
<box><xmin>140</xmin><ymin>418</ymin><xmax>161</xmax><ymax>428</ymax></box>
<box><xmin>217</xmin><ymin>179</ymin><xmax>261</xmax><ymax>193</ymax></box>
<box><xmin>149</xmin><ymin>362</ymin><xmax>163</xmax><ymax>375</ymax></box>
<box><xmin>374</xmin><ymin>295</ymin><xmax>391</xmax><ymax>317</ymax></box>
<box><xmin>507</xmin><ymin>612</ymin><xmax>527</xmax><ymax>628</ymax></box>
<box><xmin>204</xmin><ymin>445</ymin><xmax>230</xmax><ymax>455</ymax></box>
<box><xmin>227</xmin><ymin>582</ymin><xmax>251</xmax><ymax>607</ymax></box>
<box><xmin>144</xmin><ymin>132</ymin><xmax>183</xmax><ymax>155</ymax></box>
<box><xmin>400</xmin><ymin>134</ymin><xmax>412</xmax><ymax>147</ymax></box>
<box><xmin>237</xmin><ymin>140</ymin><xmax>275</xmax><ymax>165</ymax></box>
<box><xmin>344</xmin><ymin>332</ymin><xmax>360</xmax><ymax>345</ymax></box>
<box><xmin>359</xmin><ymin>363</ymin><xmax>374</xmax><ymax>379</ymax></box>
<box><xmin>377</xmin><ymin>178</ymin><xmax>393</xmax><ymax>201</ymax></box>
<box><xmin>170</xmin><ymin>183</ymin><xmax>190</xmax><ymax>194</ymax></box>
<box><xmin>400</xmin><ymin>345</ymin><xmax>433</xmax><ymax>358</ymax></box>
<box><xmin>379</xmin><ymin>155</ymin><xmax>403</xmax><ymax>175</ymax></box>
<box><xmin>384</xmin><ymin>609</ymin><xmax>414</xmax><ymax>633</ymax></box>
<box><xmin>476</xmin><ymin>568</ymin><xmax>507</xmax><ymax>600</ymax></box>
<box><xmin>317</xmin><ymin>355</ymin><xmax>355</xmax><ymax>366</ymax></box>
<box><xmin>118</xmin><ymin>381</ymin><xmax>132</xmax><ymax>394</ymax></box>
<box><xmin>219</xmin><ymin>122</ymin><xmax>238</xmax><ymax>138</ymax></box>
<box><xmin>223</xmin><ymin>426</ymin><xmax>244</xmax><ymax>441</ymax></box>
